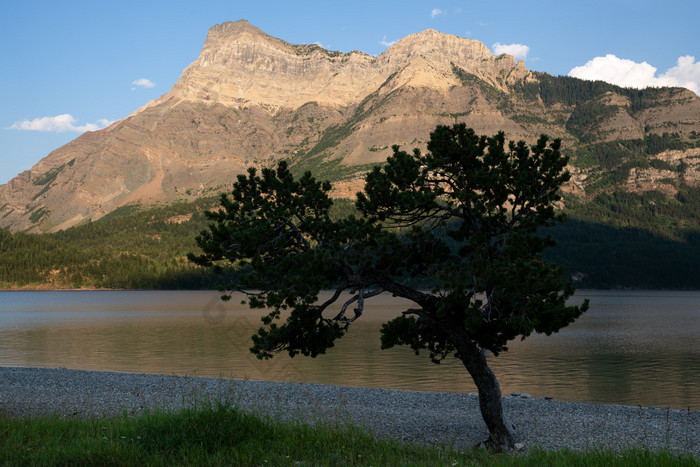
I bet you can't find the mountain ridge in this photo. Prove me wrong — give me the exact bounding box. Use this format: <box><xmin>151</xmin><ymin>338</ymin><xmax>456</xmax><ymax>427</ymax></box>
<box><xmin>1</xmin><ymin>20</ymin><xmax>699</xmax><ymax>233</ymax></box>
<box><xmin>138</xmin><ymin>19</ymin><xmax>529</xmax><ymax>113</ymax></box>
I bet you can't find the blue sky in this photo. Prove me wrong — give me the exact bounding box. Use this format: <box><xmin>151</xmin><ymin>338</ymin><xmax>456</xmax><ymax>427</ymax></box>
<box><xmin>2</xmin><ymin>0</ymin><xmax>699</xmax><ymax>185</ymax></box>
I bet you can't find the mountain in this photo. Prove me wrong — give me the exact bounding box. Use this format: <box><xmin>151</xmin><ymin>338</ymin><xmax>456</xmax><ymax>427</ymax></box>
<box><xmin>1</xmin><ymin>20</ymin><xmax>700</xmax><ymax>233</ymax></box>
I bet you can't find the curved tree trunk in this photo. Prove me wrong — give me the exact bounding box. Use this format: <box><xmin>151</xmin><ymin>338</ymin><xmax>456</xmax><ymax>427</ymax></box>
<box><xmin>453</xmin><ymin>334</ymin><xmax>517</xmax><ymax>450</ymax></box>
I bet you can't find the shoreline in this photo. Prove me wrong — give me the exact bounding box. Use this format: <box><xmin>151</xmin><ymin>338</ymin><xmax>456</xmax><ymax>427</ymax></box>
<box><xmin>5</xmin><ymin>287</ymin><xmax>700</xmax><ymax>292</ymax></box>
<box><xmin>0</xmin><ymin>366</ymin><xmax>697</xmax><ymax>455</ymax></box>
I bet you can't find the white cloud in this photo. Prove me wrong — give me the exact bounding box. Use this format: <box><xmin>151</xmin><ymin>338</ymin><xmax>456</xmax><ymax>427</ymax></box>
<box><xmin>569</xmin><ymin>55</ymin><xmax>674</xmax><ymax>88</ymax></box>
<box><xmin>492</xmin><ymin>42</ymin><xmax>530</xmax><ymax>61</ymax></box>
<box><xmin>568</xmin><ymin>54</ymin><xmax>700</xmax><ymax>96</ymax></box>
<box><xmin>661</xmin><ymin>55</ymin><xmax>700</xmax><ymax>95</ymax></box>
<box><xmin>380</xmin><ymin>35</ymin><xmax>398</xmax><ymax>47</ymax></box>
<box><xmin>431</xmin><ymin>8</ymin><xmax>444</xmax><ymax>18</ymax></box>
<box><xmin>8</xmin><ymin>114</ymin><xmax>114</xmax><ymax>133</ymax></box>
<box><xmin>131</xmin><ymin>78</ymin><xmax>155</xmax><ymax>89</ymax></box>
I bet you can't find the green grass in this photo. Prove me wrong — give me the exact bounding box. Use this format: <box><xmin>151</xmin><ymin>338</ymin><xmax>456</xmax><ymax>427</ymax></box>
<box><xmin>1</xmin><ymin>402</ymin><xmax>696</xmax><ymax>466</ymax></box>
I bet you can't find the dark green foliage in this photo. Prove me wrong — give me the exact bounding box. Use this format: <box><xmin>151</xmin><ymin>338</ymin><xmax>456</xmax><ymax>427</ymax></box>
<box><xmin>544</xmin><ymin>187</ymin><xmax>700</xmax><ymax>289</ymax></box>
<box><xmin>192</xmin><ymin>125</ymin><xmax>588</xmax><ymax>358</ymax></box>
<box><xmin>289</xmin><ymin>43</ymin><xmax>345</xmax><ymax>58</ymax></box>
<box><xmin>566</xmin><ymin>103</ymin><xmax>619</xmax><ymax>142</ymax></box>
<box><xmin>513</xmin><ymin>73</ymin><xmax>674</xmax><ymax>110</ymax></box>
<box><xmin>33</xmin><ymin>183</ymin><xmax>54</xmax><ymax>200</ymax></box>
<box><xmin>291</xmin><ymin>155</ymin><xmax>374</xmax><ymax>182</ymax></box>
<box><xmin>510</xmin><ymin>74</ymin><xmax>690</xmax><ymax>155</ymax></box>
<box><xmin>4</xmin><ymin>185</ymin><xmax>700</xmax><ymax>292</ymax></box>
<box><xmin>648</xmin><ymin>158</ymin><xmax>677</xmax><ymax>172</ymax></box>
<box><xmin>574</xmin><ymin>140</ymin><xmax>647</xmax><ymax>179</ymax></box>
<box><xmin>0</xmin><ymin>198</ymin><xmax>228</xmax><ymax>289</ymax></box>
<box><xmin>98</xmin><ymin>203</ymin><xmax>143</xmax><ymax>222</ymax></box>
<box><xmin>571</xmin><ymin>133</ymin><xmax>700</xmax><ymax>191</ymax></box>
<box><xmin>645</xmin><ymin>132</ymin><xmax>700</xmax><ymax>155</ymax></box>
<box><xmin>545</xmin><ymin>218</ymin><xmax>700</xmax><ymax>289</ymax></box>
<box><xmin>566</xmin><ymin>186</ymin><xmax>700</xmax><ymax>239</ymax></box>
<box><xmin>302</xmin><ymin>124</ymin><xmax>350</xmax><ymax>158</ymax></box>
<box><xmin>356</xmin><ymin>125</ymin><xmax>588</xmax><ymax>355</ymax></box>
<box><xmin>512</xmin><ymin>73</ymin><xmax>617</xmax><ymax>106</ymax></box>
<box><xmin>190</xmin><ymin>162</ymin><xmax>361</xmax><ymax>358</ymax></box>
<box><xmin>301</xmin><ymin>72</ymin><xmax>397</xmax><ymax>162</ymax></box>
<box><xmin>508</xmin><ymin>75</ymin><xmax>696</xmax><ymax>197</ymax></box>
<box><xmin>191</xmin><ymin>125</ymin><xmax>588</xmax><ymax>448</ymax></box>
<box><xmin>31</xmin><ymin>159</ymin><xmax>75</xmax><ymax>186</ymax></box>
<box><xmin>27</xmin><ymin>158</ymin><xmax>76</xmax><ymax>217</ymax></box>
<box><xmin>452</xmin><ymin>63</ymin><xmax>502</xmax><ymax>100</ymax></box>
<box><xmin>452</xmin><ymin>63</ymin><xmax>481</xmax><ymax>86</ymax></box>
<box><xmin>28</xmin><ymin>207</ymin><xmax>50</xmax><ymax>224</ymax></box>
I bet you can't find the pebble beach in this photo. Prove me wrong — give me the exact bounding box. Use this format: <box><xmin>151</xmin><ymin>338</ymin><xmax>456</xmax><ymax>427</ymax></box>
<box><xmin>0</xmin><ymin>366</ymin><xmax>697</xmax><ymax>456</ymax></box>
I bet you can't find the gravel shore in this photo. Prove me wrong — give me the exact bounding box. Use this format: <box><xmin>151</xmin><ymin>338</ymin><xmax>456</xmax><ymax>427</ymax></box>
<box><xmin>1</xmin><ymin>366</ymin><xmax>697</xmax><ymax>456</ymax></box>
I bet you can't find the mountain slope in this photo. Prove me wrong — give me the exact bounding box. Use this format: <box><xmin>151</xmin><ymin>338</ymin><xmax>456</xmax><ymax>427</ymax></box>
<box><xmin>1</xmin><ymin>20</ymin><xmax>699</xmax><ymax>233</ymax></box>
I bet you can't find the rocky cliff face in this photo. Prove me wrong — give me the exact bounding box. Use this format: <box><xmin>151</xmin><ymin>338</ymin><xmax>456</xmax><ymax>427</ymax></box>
<box><xmin>1</xmin><ymin>20</ymin><xmax>699</xmax><ymax>232</ymax></box>
<box><xmin>154</xmin><ymin>22</ymin><xmax>530</xmax><ymax>111</ymax></box>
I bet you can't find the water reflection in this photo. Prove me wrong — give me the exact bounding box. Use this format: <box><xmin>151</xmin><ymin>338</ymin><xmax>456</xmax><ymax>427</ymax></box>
<box><xmin>0</xmin><ymin>290</ymin><xmax>698</xmax><ymax>409</ymax></box>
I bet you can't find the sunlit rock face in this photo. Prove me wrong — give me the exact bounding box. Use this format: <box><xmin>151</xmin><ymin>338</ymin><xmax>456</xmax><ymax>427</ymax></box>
<box><xmin>1</xmin><ymin>20</ymin><xmax>698</xmax><ymax>232</ymax></box>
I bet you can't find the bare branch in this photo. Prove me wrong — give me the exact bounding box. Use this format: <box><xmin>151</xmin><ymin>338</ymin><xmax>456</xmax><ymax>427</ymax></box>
<box><xmin>316</xmin><ymin>288</ymin><xmax>344</xmax><ymax>314</ymax></box>
<box><xmin>333</xmin><ymin>287</ymin><xmax>384</xmax><ymax>322</ymax></box>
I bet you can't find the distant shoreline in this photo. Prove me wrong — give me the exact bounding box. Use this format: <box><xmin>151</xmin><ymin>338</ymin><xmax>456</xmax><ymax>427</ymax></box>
<box><xmin>0</xmin><ymin>284</ymin><xmax>122</xmax><ymax>291</ymax></box>
<box><xmin>0</xmin><ymin>366</ymin><xmax>697</xmax><ymax>455</ymax></box>
<box><xmin>0</xmin><ymin>287</ymin><xmax>217</xmax><ymax>292</ymax></box>
<box><xmin>1</xmin><ymin>287</ymin><xmax>108</xmax><ymax>292</ymax></box>
<box><xmin>3</xmin><ymin>286</ymin><xmax>700</xmax><ymax>292</ymax></box>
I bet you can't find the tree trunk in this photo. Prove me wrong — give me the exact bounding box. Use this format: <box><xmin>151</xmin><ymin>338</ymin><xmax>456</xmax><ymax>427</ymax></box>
<box><xmin>453</xmin><ymin>334</ymin><xmax>517</xmax><ymax>451</ymax></box>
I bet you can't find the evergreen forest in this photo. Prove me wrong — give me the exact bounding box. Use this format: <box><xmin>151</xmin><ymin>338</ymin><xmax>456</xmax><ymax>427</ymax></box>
<box><xmin>1</xmin><ymin>186</ymin><xmax>700</xmax><ymax>290</ymax></box>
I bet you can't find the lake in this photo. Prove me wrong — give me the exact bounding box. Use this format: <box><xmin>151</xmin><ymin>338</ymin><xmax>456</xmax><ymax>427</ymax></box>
<box><xmin>0</xmin><ymin>290</ymin><xmax>698</xmax><ymax>409</ymax></box>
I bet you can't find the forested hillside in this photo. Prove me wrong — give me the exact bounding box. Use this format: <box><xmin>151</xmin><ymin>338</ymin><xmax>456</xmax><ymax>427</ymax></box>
<box><xmin>0</xmin><ymin>199</ymin><xmax>220</xmax><ymax>289</ymax></box>
<box><xmin>0</xmin><ymin>196</ymin><xmax>358</xmax><ymax>290</ymax></box>
<box><xmin>2</xmin><ymin>187</ymin><xmax>700</xmax><ymax>290</ymax></box>
<box><xmin>548</xmin><ymin>189</ymin><xmax>700</xmax><ymax>289</ymax></box>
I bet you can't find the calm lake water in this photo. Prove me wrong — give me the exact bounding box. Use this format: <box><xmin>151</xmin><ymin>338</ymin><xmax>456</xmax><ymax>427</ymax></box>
<box><xmin>0</xmin><ymin>290</ymin><xmax>698</xmax><ymax>409</ymax></box>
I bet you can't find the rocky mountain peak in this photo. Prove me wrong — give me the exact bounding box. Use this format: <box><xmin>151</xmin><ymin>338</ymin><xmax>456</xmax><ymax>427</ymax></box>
<box><xmin>383</xmin><ymin>28</ymin><xmax>492</xmax><ymax>60</ymax></box>
<box><xmin>158</xmin><ymin>21</ymin><xmax>380</xmax><ymax>110</ymax></box>
<box><xmin>379</xmin><ymin>28</ymin><xmax>529</xmax><ymax>89</ymax></box>
<box><xmin>2</xmin><ymin>21</ymin><xmax>698</xmax><ymax>234</ymax></box>
<box><xmin>206</xmin><ymin>19</ymin><xmax>264</xmax><ymax>38</ymax></box>
<box><xmin>198</xmin><ymin>19</ymin><xmax>291</xmax><ymax>59</ymax></box>
<box><xmin>158</xmin><ymin>21</ymin><xmax>530</xmax><ymax>111</ymax></box>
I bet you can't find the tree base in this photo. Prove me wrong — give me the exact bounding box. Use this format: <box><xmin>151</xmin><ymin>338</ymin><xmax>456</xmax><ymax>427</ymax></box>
<box><xmin>475</xmin><ymin>437</ymin><xmax>525</xmax><ymax>453</ymax></box>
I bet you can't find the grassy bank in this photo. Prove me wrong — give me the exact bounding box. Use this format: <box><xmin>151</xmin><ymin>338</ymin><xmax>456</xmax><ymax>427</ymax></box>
<box><xmin>1</xmin><ymin>402</ymin><xmax>696</xmax><ymax>466</ymax></box>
